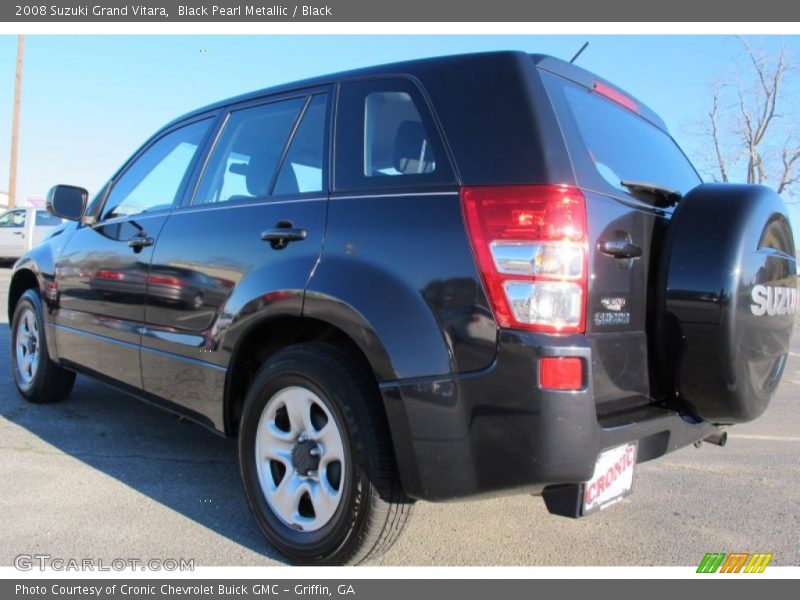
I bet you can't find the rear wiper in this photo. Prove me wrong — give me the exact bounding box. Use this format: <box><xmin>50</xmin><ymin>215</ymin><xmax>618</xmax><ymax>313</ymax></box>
<box><xmin>620</xmin><ymin>180</ymin><xmax>682</xmax><ymax>208</ymax></box>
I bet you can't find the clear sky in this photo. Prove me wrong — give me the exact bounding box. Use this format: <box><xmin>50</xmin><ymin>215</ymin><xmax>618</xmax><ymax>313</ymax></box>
<box><xmin>0</xmin><ymin>34</ymin><xmax>798</xmax><ymax>230</ymax></box>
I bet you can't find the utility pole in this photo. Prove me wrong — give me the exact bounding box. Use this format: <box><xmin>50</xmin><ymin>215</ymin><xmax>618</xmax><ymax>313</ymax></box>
<box><xmin>7</xmin><ymin>34</ymin><xmax>25</xmax><ymax>209</ymax></box>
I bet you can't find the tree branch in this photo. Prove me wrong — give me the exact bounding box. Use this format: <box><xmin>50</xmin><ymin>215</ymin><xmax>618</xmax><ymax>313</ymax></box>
<box><xmin>777</xmin><ymin>146</ymin><xmax>800</xmax><ymax>193</ymax></box>
<box><xmin>691</xmin><ymin>37</ymin><xmax>797</xmax><ymax>195</ymax></box>
<box><xmin>737</xmin><ymin>39</ymin><xmax>791</xmax><ymax>185</ymax></box>
<box><xmin>736</xmin><ymin>81</ymin><xmax>759</xmax><ymax>184</ymax></box>
<box><xmin>709</xmin><ymin>89</ymin><xmax>730</xmax><ymax>183</ymax></box>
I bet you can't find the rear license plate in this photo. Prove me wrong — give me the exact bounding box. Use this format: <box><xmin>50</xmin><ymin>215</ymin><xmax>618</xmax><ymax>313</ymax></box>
<box><xmin>582</xmin><ymin>442</ymin><xmax>637</xmax><ymax>515</ymax></box>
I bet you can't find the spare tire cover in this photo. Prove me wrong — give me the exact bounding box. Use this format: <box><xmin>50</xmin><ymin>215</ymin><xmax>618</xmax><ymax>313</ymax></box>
<box><xmin>659</xmin><ymin>183</ymin><xmax>797</xmax><ymax>424</ymax></box>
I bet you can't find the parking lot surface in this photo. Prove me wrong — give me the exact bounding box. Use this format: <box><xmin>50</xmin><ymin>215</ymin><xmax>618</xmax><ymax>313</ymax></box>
<box><xmin>1</xmin><ymin>266</ymin><xmax>798</xmax><ymax>566</ymax></box>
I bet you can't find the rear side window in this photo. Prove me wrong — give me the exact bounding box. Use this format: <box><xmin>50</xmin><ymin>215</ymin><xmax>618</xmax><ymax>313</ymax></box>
<box><xmin>543</xmin><ymin>72</ymin><xmax>701</xmax><ymax>199</ymax></box>
<box><xmin>335</xmin><ymin>78</ymin><xmax>454</xmax><ymax>191</ymax></box>
<box><xmin>194</xmin><ymin>97</ymin><xmax>305</xmax><ymax>205</ymax></box>
<box><xmin>364</xmin><ymin>92</ymin><xmax>436</xmax><ymax>177</ymax></box>
<box><xmin>35</xmin><ymin>211</ymin><xmax>63</xmax><ymax>226</ymax></box>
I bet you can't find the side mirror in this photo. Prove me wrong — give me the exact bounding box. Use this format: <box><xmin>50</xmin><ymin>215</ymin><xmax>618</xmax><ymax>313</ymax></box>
<box><xmin>46</xmin><ymin>185</ymin><xmax>88</xmax><ymax>222</ymax></box>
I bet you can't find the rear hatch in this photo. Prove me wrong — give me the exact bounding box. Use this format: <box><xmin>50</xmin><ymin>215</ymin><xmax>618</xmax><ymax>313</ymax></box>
<box><xmin>537</xmin><ymin>63</ymin><xmax>703</xmax><ymax>414</ymax></box>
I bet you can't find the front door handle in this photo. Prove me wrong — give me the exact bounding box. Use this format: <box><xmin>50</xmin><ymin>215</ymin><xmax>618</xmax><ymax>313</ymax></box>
<box><xmin>599</xmin><ymin>239</ymin><xmax>642</xmax><ymax>259</ymax></box>
<box><xmin>261</xmin><ymin>223</ymin><xmax>307</xmax><ymax>249</ymax></box>
<box><xmin>128</xmin><ymin>236</ymin><xmax>155</xmax><ymax>252</ymax></box>
<box><xmin>12</xmin><ymin>231</ymin><xmax>24</xmax><ymax>236</ymax></box>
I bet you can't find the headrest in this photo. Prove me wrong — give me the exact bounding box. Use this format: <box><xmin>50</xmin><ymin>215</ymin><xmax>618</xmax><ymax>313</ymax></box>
<box><xmin>228</xmin><ymin>153</ymin><xmax>277</xmax><ymax>197</ymax></box>
<box><xmin>393</xmin><ymin>121</ymin><xmax>434</xmax><ymax>174</ymax></box>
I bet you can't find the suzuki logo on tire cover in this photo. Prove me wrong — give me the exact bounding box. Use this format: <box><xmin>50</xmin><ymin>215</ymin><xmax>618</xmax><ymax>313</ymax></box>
<box><xmin>750</xmin><ymin>285</ymin><xmax>798</xmax><ymax>316</ymax></box>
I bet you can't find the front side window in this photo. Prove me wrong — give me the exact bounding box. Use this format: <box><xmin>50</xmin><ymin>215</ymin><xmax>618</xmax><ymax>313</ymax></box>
<box><xmin>194</xmin><ymin>97</ymin><xmax>305</xmax><ymax>205</ymax></box>
<box><xmin>0</xmin><ymin>209</ymin><xmax>26</xmax><ymax>227</ymax></box>
<box><xmin>102</xmin><ymin>118</ymin><xmax>212</xmax><ymax>221</ymax></box>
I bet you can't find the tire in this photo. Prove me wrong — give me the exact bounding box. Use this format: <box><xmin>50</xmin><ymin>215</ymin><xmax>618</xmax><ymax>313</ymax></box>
<box><xmin>657</xmin><ymin>183</ymin><xmax>796</xmax><ymax>423</ymax></box>
<box><xmin>238</xmin><ymin>342</ymin><xmax>412</xmax><ymax>565</ymax></box>
<box><xmin>11</xmin><ymin>288</ymin><xmax>76</xmax><ymax>404</ymax></box>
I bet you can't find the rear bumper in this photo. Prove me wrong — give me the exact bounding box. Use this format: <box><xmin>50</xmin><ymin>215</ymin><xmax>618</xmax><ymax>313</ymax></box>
<box><xmin>381</xmin><ymin>329</ymin><xmax>719</xmax><ymax>501</ymax></box>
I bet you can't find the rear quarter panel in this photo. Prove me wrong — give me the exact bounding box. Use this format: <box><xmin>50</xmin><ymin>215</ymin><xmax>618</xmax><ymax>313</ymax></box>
<box><xmin>304</xmin><ymin>191</ymin><xmax>496</xmax><ymax>381</ymax></box>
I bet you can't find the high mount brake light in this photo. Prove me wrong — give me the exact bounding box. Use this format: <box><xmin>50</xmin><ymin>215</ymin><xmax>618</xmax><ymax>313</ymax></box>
<box><xmin>593</xmin><ymin>81</ymin><xmax>639</xmax><ymax>114</ymax></box>
<box><xmin>461</xmin><ymin>185</ymin><xmax>588</xmax><ymax>333</ymax></box>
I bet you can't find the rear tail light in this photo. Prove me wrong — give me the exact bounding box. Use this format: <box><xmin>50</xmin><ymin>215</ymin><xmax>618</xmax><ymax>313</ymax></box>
<box><xmin>146</xmin><ymin>275</ymin><xmax>186</xmax><ymax>288</ymax></box>
<box><xmin>95</xmin><ymin>270</ymin><xmax>125</xmax><ymax>280</ymax></box>
<box><xmin>461</xmin><ymin>185</ymin><xmax>588</xmax><ymax>333</ymax></box>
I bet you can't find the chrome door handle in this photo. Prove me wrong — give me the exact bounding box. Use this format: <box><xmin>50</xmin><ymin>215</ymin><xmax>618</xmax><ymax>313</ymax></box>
<box><xmin>128</xmin><ymin>236</ymin><xmax>155</xmax><ymax>251</ymax></box>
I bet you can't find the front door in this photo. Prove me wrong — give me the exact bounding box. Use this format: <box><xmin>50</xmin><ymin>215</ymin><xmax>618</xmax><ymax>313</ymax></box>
<box><xmin>54</xmin><ymin>117</ymin><xmax>215</xmax><ymax>387</ymax></box>
<box><xmin>140</xmin><ymin>91</ymin><xmax>330</xmax><ymax>426</ymax></box>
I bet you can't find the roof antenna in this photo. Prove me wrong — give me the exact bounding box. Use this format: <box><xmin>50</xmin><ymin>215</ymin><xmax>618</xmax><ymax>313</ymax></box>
<box><xmin>569</xmin><ymin>42</ymin><xmax>589</xmax><ymax>64</ymax></box>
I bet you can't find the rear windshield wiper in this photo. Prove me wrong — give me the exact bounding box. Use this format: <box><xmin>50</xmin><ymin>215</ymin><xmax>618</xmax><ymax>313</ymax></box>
<box><xmin>620</xmin><ymin>180</ymin><xmax>682</xmax><ymax>208</ymax></box>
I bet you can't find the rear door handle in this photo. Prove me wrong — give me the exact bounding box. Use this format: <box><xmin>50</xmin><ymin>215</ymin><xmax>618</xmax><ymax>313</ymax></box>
<box><xmin>599</xmin><ymin>239</ymin><xmax>642</xmax><ymax>259</ymax></box>
<box><xmin>261</xmin><ymin>224</ymin><xmax>307</xmax><ymax>249</ymax></box>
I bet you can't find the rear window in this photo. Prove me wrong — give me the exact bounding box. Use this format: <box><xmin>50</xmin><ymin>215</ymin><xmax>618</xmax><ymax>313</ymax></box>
<box><xmin>543</xmin><ymin>72</ymin><xmax>701</xmax><ymax>199</ymax></box>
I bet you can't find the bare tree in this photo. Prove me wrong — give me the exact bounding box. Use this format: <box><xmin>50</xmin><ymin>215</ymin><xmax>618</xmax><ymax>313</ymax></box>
<box><xmin>708</xmin><ymin>89</ymin><xmax>730</xmax><ymax>183</ymax></box>
<box><xmin>697</xmin><ymin>38</ymin><xmax>799</xmax><ymax>200</ymax></box>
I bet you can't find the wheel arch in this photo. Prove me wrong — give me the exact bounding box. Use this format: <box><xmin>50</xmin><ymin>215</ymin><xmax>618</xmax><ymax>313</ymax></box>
<box><xmin>222</xmin><ymin>314</ymin><xmax>390</xmax><ymax>438</ymax></box>
<box><xmin>8</xmin><ymin>266</ymin><xmax>41</xmax><ymax>324</ymax></box>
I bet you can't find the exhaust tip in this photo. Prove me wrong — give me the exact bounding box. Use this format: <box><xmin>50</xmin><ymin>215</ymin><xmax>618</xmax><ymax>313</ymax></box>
<box><xmin>703</xmin><ymin>431</ymin><xmax>728</xmax><ymax>447</ymax></box>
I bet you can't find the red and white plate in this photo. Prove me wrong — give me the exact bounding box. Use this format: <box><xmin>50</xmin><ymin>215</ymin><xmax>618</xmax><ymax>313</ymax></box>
<box><xmin>582</xmin><ymin>442</ymin><xmax>637</xmax><ymax>515</ymax></box>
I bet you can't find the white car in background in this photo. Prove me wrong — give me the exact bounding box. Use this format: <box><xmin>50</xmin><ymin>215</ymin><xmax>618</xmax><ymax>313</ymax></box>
<box><xmin>0</xmin><ymin>207</ymin><xmax>65</xmax><ymax>261</ymax></box>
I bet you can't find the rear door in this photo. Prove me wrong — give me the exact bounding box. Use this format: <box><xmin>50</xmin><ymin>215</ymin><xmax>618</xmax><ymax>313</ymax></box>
<box><xmin>540</xmin><ymin>70</ymin><xmax>702</xmax><ymax>412</ymax></box>
<box><xmin>139</xmin><ymin>89</ymin><xmax>331</xmax><ymax>426</ymax></box>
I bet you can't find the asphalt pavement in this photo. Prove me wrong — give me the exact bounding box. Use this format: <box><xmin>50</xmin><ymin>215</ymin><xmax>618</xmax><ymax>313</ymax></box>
<box><xmin>1</xmin><ymin>266</ymin><xmax>798</xmax><ymax>567</ymax></box>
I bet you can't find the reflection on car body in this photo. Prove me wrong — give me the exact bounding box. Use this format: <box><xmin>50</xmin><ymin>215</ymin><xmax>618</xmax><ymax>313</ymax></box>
<box><xmin>89</xmin><ymin>263</ymin><xmax>232</xmax><ymax>310</ymax></box>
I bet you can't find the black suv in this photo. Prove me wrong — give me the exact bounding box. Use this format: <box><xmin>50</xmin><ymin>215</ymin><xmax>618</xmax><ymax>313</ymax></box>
<box><xmin>8</xmin><ymin>52</ymin><xmax>797</xmax><ymax>565</ymax></box>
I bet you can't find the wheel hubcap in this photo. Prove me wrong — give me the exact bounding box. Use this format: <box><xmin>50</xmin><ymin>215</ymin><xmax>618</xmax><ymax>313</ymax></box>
<box><xmin>15</xmin><ymin>307</ymin><xmax>40</xmax><ymax>389</ymax></box>
<box><xmin>255</xmin><ymin>386</ymin><xmax>345</xmax><ymax>532</ymax></box>
<box><xmin>291</xmin><ymin>437</ymin><xmax>321</xmax><ymax>476</ymax></box>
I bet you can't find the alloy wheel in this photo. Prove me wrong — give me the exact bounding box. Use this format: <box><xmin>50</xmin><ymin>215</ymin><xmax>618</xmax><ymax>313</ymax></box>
<box><xmin>254</xmin><ymin>386</ymin><xmax>346</xmax><ymax>532</ymax></box>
